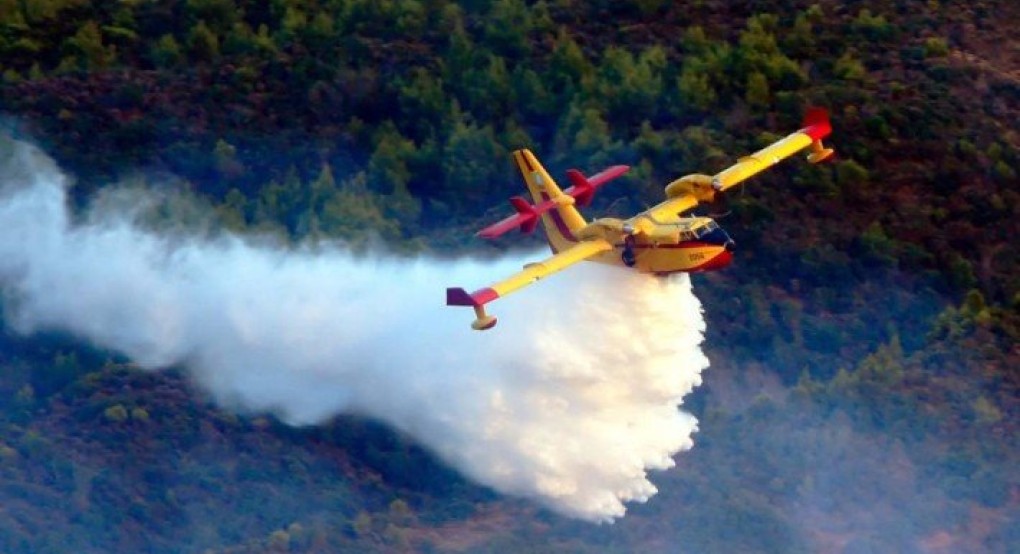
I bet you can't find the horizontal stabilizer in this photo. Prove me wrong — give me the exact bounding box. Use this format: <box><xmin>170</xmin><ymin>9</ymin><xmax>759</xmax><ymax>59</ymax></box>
<box><xmin>477</xmin><ymin>196</ymin><xmax>539</xmax><ymax>239</ymax></box>
<box><xmin>478</xmin><ymin>195</ymin><xmax>569</xmax><ymax>239</ymax></box>
<box><xmin>509</xmin><ymin>197</ymin><xmax>539</xmax><ymax>234</ymax></box>
<box><xmin>565</xmin><ymin>165</ymin><xmax>629</xmax><ymax>206</ymax></box>
<box><xmin>477</xmin><ymin>164</ymin><xmax>628</xmax><ymax>239</ymax></box>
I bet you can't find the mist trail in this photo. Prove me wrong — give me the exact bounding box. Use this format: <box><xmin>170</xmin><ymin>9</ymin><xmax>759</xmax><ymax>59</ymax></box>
<box><xmin>0</xmin><ymin>137</ymin><xmax>710</xmax><ymax>522</ymax></box>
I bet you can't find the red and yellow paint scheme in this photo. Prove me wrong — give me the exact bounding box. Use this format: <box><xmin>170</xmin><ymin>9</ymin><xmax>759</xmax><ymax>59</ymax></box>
<box><xmin>448</xmin><ymin>108</ymin><xmax>835</xmax><ymax>330</ymax></box>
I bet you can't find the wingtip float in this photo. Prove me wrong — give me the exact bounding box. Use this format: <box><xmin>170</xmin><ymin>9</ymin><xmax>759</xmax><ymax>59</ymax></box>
<box><xmin>449</xmin><ymin>108</ymin><xmax>836</xmax><ymax>330</ymax></box>
<box><xmin>445</xmin><ymin>287</ymin><xmax>498</xmax><ymax>330</ymax></box>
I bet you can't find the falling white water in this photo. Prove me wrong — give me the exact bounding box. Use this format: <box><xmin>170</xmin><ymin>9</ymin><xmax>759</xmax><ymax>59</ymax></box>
<box><xmin>0</xmin><ymin>137</ymin><xmax>709</xmax><ymax>522</ymax></box>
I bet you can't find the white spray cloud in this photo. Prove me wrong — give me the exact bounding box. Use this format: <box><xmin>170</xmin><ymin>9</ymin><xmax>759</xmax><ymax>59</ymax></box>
<box><xmin>0</xmin><ymin>138</ymin><xmax>709</xmax><ymax>522</ymax></box>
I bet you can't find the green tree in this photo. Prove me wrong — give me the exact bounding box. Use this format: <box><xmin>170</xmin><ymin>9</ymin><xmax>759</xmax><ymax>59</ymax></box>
<box><xmin>923</xmin><ymin>37</ymin><xmax>949</xmax><ymax>58</ymax></box>
<box><xmin>947</xmin><ymin>254</ymin><xmax>977</xmax><ymax>289</ymax></box>
<box><xmin>459</xmin><ymin>54</ymin><xmax>513</xmax><ymax>121</ymax></box>
<box><xmin>782</xmin><ymin>12</ymin><xmax>815</xmax><ymax>56</ymax></box>
<box><xmin>103</xmin><ymin>404</ymin><xmax>129</xmax><ymax>423</ymax></box>
<box><xmin>213</xmin><ymin>139</ymin><xmax>244</xmax><ymax>179</ymax></box>
<box><xmin>735</xmin><ymin>14</ymin><xmax>804</xmax><ymax>90</ymax></box>
<box><xmin>992</xmin><ymin>160</ymin><xmax>1016</xmax><ymax>182</ymax></box>
<box><xmin>267</xmin><ymin>529</ymin><xmax>290</xmax><ymax>550</ymax></box>
<box><xmin>596</xmin><ymin>46</ymin><xmax>666</xmax><ymax>123</ymax></box>
<box><xmin>32</xmin><ymin>351</ymin><xmax>82</xmax><ymax>396</ymax></box>
<box><xmin>352</xmin><ymin>511</ymin><xmax>373</xmax><ymax>538</ymax></box>
<box><xmin>222</xmin><ymin>22</ymin><xmax>257</xmax><ymax>56</ymax></box>
<box><xmin>254</xmin><ymin>167</ymin><xmax>304</xmax><ymax>235</ymax></box>
<box><xmin>972</xmin><ymin>396</ymin><xmax>1002</xmax><ymax>425</ymax></box>
<box><xmin>66</xmin><ymin>21</ymin><xmax>115</xmax><ymax>70</ymax></box>
<box><xmin>835</xmin><ymin>159</ymin><xmax>870</xmax><ymax>188</ymax></box>
<box><xmin>681</xmin><ymin>25</ymin><xmax>710</xmax><ymax>53</ymax></box>
<box><xmin>367</xmin><ymin>124</ymin><xmax>418</xmax><ymax>195</ymax></box>
<box><xmin>483</xmin><ymin>0</ymin><xmax>532</xmax><ymax>57</ymax></box>
<box><xmin>394</xmin><ymin>0</ymin><xmax>427</xmax><ymax>38</ymax></box>
<box><xmin>511</xmin><ymin>65</ymin><xmax>555</xmax><ymax>120</ymax></box>
<box><xmin>442</xmin><ymin>22</ymin><xmax>478</xmax><ymax>92</ymax></box>
<box><xmin>962</xmin><ymin>289</ymin><xmax>986</xmax><ymax>315</ymax></box>
<box><xmin>857</xmin><ymin>221</ymin><xmax>897</xmax><ymax>267</ymax></box>
<box><xmin>547</xmin><ymin>27</ymin><xmax>592</xmax><ymax>100</ymax></box>
<box><xmin>553</xmin><ymin>101</ymin><xmax>620</xmax><ymax>167</ymax></box>
<box><xmin>388</xmin><ymin>498</ymin><xmax>413</xmax><ymax>526</ymax></box>
<box><xmin>318</xmin><ymin>173</ymin><xmax>401</xmax><ymax>242</ymax></box>
<box><xmin>398</xmin><ymin>68</ymin><xmax>447</xmax><ymax>140</ymax></box>
<box><xmin>188</xmin><ymin>20</ymin><xmax>220</xmax><ymax>62</ymax></box>
<box><xmin>677</xmin><ymin>64</ymin><xmax>718</xmax><ymax>112</ymax></box>
<box><xmin>307</xmin><ymin>11</ymin><xmax>337</xmax><ymax>50</ymax></box>
<box><xmin>185</xmin><ymin>0</ymin><xmax>238</xmax><ymax>35</ymax></box>
<box><xmin>218</xmin><ymin>188</ymin><xmax>248</xmax><ymax>230</ymax></box>
<box><xmin>441</xmin><ymin>117</ymin><xmax>506</xmax><ymax>208</ymax></box>
<box><xmin>310</xmin><ymin>163</ymin><xmax>339</xmax><ymax>216</ymax></box>
<box><xmin>633</xmin><ymin>120</ymin><xmax>665</xmax><ymax>162</ymax></box>
<box><xmin>833</xmin><ymin>50</ymin><xmax>867</xmax><ymax>81</ymax></box>
<box><xmin>130</xmin><ymin>407</ymin><xmax>150</xmax><ymax>422</ymax></box>
<box><xmin>151</xmin><ymin>34</ymin><xmax>182</xmax><ymax>68</ymax></box>
<box><xmin>280</xmin><ymin>5</ymin><xmax>308</xmax><ymax>37</ymax></box>
<box><xmin>745</xmin><ymin>71</ymin><xmax>770</xmax><ymax>108</ymax></box>
<box><xmin>853</xmin><ymin>8</ymin><xmax>894</xmax><ymax>41</ymax></box>
<box><xmin>0</xmin><ymin>0</ymin><xmax>25</xmax><ymax>25</ymax></box>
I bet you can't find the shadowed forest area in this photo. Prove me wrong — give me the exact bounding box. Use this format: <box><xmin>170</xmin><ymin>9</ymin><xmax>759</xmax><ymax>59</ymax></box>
<box><xmin>0</xmin><ymin>0</ymin><xmax>1018</xmax><ymax>552</ymax></box>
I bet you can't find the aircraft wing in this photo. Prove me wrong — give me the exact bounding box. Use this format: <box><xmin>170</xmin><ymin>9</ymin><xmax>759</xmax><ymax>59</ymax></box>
<box><xmin>659</xmin><ymin>108</ymin><xmax>835</xmax><ymax>208</ymax></box>
<box><xmin>641</xmin><ymin>194</ymin><xmax>699</xmax><ymax>223</ymax></box>
<box><xmin>447</xmin><ymin>238</ymin><xmax>614</xmax><ymax>330</ymax></box>
<box><xmin>712</xmin><ymin>107</ymin><xmax>834</xmax><ymax>193</ymax></box>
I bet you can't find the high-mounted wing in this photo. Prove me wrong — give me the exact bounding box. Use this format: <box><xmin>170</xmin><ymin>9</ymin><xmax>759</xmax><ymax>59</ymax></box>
<box><xmin>662</xmin><ymin>108</ymin><xmax>835</xmax><ymax>207</ymax></box>
<box><xmin>447</xmin><ymin>238</ymin><xmax>613</xmax><ymax>330</ymax></box>
<box><xmin>712</xmin><ymin>107</ymin><xmax>833</xmax><ymax>193</ymax></box>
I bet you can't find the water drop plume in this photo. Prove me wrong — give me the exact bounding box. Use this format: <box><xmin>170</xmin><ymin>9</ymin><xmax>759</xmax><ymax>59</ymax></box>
<box><xmin>0</xmin><ymin>138</ymin><xmax>709</xmax><ymax>521</ymax></box>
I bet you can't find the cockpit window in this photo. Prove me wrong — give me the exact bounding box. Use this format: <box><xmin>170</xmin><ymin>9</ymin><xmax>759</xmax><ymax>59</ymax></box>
<box><xmin>695</xmin><ymin>220</ymin><xmax>719</xmax><ymax>238</ymax></box>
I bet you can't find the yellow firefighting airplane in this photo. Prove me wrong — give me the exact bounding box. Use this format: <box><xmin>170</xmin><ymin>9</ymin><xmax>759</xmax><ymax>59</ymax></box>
<box><xmin>448</xmin><ymin>108</ymin><xmax>835</xmax><ymax>330</ymax></box>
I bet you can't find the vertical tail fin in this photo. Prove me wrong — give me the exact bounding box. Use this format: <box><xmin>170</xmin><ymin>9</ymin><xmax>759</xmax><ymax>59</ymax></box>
<box><xmin>511</xmin><ymin>149</ymin><xmax>586</xmax><ymax>253</ymax></box>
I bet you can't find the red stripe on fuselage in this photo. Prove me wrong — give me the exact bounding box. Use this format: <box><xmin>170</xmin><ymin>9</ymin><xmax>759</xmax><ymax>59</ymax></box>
<box><xmin>691</xmin><ymin>250</ymin><xmax>733</xmax><ymax>272</ymax></box>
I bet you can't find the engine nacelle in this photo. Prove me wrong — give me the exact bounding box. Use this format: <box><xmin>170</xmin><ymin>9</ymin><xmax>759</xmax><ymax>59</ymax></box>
<box><xmin>664</xmin><ymin>173</ymin><xmax>718</xmax><ymax>203</ymax></box>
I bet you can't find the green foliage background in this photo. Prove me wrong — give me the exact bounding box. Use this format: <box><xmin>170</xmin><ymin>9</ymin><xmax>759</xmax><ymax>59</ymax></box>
<box><xmin>0</xmin><ymin>0</ymin><xmax>1018</xmax><ymax>552</ymax></box>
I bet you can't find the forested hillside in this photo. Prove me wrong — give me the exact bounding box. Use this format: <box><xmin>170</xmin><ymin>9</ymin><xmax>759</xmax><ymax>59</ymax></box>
<box><xmin>0</xmin><ymin>0</ymin><xmax>1017</xmax><ymax>552</ymax></box>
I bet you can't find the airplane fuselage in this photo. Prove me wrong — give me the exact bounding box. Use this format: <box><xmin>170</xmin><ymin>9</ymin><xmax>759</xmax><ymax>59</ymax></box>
<box><xmin>575</xmin><ymin>215</ymin><xmax>735</xmax><ymax>274</ymax></box>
